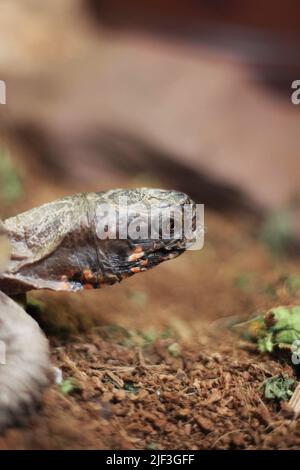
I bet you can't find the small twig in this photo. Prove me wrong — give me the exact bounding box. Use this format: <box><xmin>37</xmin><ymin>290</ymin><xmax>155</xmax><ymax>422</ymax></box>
<box><xmin>210</xmin><ymin>429</ymin><xmax>246</xmax><ymax>449</ymax></box>
<box><xmin>137</xmin><ymin>348</ymin><xmax>147</xmax><ymax>368</ymax></box>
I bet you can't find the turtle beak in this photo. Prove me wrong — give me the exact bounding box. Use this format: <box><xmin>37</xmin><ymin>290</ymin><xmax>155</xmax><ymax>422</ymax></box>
<box><xmin>124</xmin><ymin>239</ymin><xmax>185</xmax><ymax>275</ymax></box>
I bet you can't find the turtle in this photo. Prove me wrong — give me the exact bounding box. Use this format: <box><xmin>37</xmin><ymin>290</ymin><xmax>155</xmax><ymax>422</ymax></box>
<box><xmin>0</xmin><ymin>188</ymin><xmax>198</xmax><ymax>431</ymax></box>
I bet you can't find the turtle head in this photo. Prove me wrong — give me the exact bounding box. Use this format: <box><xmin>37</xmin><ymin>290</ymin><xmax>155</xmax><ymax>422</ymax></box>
<box><xmin>94</xmin><ymin>188</ymin><xmax>202</xmax><ymax>281</ymax></box>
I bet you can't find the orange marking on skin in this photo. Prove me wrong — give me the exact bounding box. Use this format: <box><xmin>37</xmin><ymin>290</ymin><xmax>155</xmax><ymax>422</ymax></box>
<box><xmin>83</xmin><ymin>269</ymin><xmax>98</xmax><ymax>285</ymax></box>
<box><xmin>130</xmin><ymin>267</ymin><xmax>141</xmax><ymax>274</ymax></box>
<box><xmin>83</xmin><ymin>283</ymin><xmax>94</xmax><ymax>290</ymax></box>
<box><xmin>83</xmin><ymin>269</ymin><xmax>94</xmax><ymax>281</ymax></box>
<box><xmin>128</xmin><ymin>251</ymin><xmax>145</xmax><ymax>262</ymax></box>
<box><xmin>60</xmin><ymin>275</ymin><xmax>71</xmax><ymax>290</ymax></box>
<box><xmin>60</xmin><ymin>281</ymin><xmax>71</xmax><ymax>290</ymax></box>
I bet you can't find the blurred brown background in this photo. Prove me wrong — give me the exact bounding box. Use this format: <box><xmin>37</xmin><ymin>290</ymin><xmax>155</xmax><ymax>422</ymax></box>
<box><xmin>1</xmin><ymin>0</ymin><xmax>300</xmax><ymax>216</ymax></box>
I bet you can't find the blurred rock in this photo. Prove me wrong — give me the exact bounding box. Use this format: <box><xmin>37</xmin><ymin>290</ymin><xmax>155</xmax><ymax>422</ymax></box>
<box><xmin>1</xmin><ymin>0</ymin><xmax>300</xmax><ymax>217</ymax></box>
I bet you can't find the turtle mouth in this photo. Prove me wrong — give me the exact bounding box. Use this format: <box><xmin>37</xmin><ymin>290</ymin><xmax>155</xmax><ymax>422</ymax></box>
<box><xmin>142</xmin><ymin>245</ymin><xmax>185</xmax><ymax>265</ymax></box>
<box><xmin>118</xmin><ymin>207</ymin><xmax>199</xmax><ymax>276</ymax></box>
<box><xmin>119</xmin><ymin>240</ymin><xmax>186</xmax><ymax>277</ymax></box>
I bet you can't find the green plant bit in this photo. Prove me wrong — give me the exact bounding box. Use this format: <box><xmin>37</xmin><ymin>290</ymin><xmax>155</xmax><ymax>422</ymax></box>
<box><xmin>237</xmin><ymin>306</ymin><xmax>300</xmax><ymax>354</ymax></box>
<box><xmin>262</xmin><ymin>373</ymin><xmax>296</xmax><ymax>401</ymax></box>
<box><xmin>59</xmin><ymin>378</ymin><xmax>77</xmax><ymax>395</ymax></box>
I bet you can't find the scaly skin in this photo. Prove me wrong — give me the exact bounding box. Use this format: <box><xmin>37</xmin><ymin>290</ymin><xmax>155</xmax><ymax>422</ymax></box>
<box><xmin>0</xmin><ymin>188</ymin><xmax>197</xmax><ymax>431</ymax></box>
